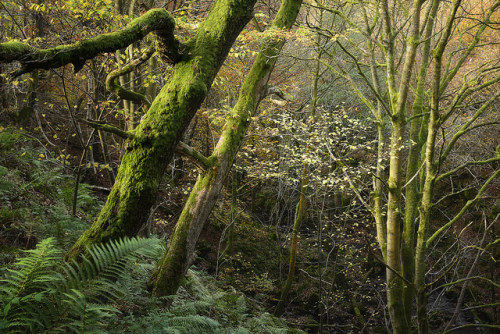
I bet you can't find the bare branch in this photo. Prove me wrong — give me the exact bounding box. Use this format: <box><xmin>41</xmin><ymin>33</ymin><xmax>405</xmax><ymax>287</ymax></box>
<box><xmin>427</xmin><ymin>168</ymin><xmax>500</xmax><ymax>247</ymax></box>
<box><xmin>439</xmin><ymin>90</ymin><xmax>500</xmax><ymax>164</ymax></box>
<box><xmin>436</xmin><ymin>156</ymin><xmax>500</xmax><ymax>182</ymax></box>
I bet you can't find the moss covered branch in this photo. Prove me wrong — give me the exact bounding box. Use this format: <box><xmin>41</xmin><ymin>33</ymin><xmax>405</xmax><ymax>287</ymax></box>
<box><xmin>0</xmin><ymin>8</ymin><xmax>181</xmax><ymax>76</ymax></box>
<box><xmin>106</xmin><ymin>45</ymin><xmax>155</xmax><ymax>106</ymax></box>
<box><xmin>175</xmin><ymin>141</ymin><xmax>211</xmax><ymax>170</ymax></box>
<box><xmin>77</xmin><ymin>118</ymin><xmax>133</xmax><ymax>139</ymax></box>
<box><xmin>266</xmin><ymin>85</ymin><xmax>287</xmax><ymax>100</ymax></box>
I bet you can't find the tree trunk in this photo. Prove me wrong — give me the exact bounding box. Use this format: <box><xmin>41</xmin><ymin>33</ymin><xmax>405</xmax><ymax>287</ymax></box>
<box><xmin>401</xmin><ymin>0</ymin><xmax>439</xmax><ymax>322</ymax></box>
<box><xmin>148</xmin><ymin>0</ymin><xmax>302</xmax><ymax>297</ymax></box>
<box><xmin>66</xmin><ymin>0</ymin><xmax>257</xmax><ymax>260</ymax></box>
<box><xmin>224</xmin><ymin>172</ymin><xmax>237</xmax><ymax>256</ymax></box>
<box><xmin>415</xmin><ymin>2</ymin><xmax>462</xmax><ymax>332</ymax></box>
<box><xmin>274</xmin><ymin>162</ymin><xmax>308</xmax><ymax>316</ymax></box>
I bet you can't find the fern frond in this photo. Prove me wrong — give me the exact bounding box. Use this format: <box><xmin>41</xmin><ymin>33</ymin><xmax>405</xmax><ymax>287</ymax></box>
<box><xmin>0</xmin><ymin>238</ymin><xmax>62</xmax><ymax>332</ymax></box>
<box><xmin>164</xmin><ymin>315</ymin><xmax>222</xmax><ymax>333</ymax></box>
<box><xmin>0</xmin><ymin>236</ymin><xmax>162</xmax><ymax>333</ymax></box>
<box><xmin>62</xmin><ymin>237</ymin><xmax>161</xmax><ymax>302</ymax></box>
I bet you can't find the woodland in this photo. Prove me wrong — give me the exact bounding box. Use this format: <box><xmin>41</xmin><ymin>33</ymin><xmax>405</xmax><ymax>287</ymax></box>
<box><xmin>0</xmin><ymin>0</ymin><xmax>498</xmax><ymax>333</ymax></box>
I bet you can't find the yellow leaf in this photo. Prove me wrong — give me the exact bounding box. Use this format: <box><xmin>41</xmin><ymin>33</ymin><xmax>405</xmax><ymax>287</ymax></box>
<box><xmin>39</xmin><ymin>154</ymin><xmax>45</xmax><ymax>158</ymax></box>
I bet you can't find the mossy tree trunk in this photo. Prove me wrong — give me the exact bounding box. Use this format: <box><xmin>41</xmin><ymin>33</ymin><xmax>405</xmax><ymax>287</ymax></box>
<box><xmin>274</xmin><ymin>162</ymin><xmax>308</xmax><ymax>316</ymax></box>
<box><xmin>401</xmin><ymin>0</ymin><xmax>439</xmax><ymax>322</ymax></box>
<box><xmin>380</xmin><ymin>0</ymin><xmax>423</xmax><ymax>330</ymax></box>
<box><xmin>224</xmin><ymin>171</ymin><xmax>238</xmax><ymax>256</ymax></box>
<box><xmin>66</xmin><ymin>0</ymin><xmax>257</xmax><ymax>259</ymax></box>
<box><xmin>414</xmin><ymin>1</ymin><xmax>461</xmax><ymax>332</ymax></box>
<box><xmin>114</xmin><ymin>0</ymin><xmax>131</xmax><ymax>130</ymax></box>
<box><xmin>148</xmin><ymin>0</ymin><xmax>303</xmax><ymax>297</ymax></box>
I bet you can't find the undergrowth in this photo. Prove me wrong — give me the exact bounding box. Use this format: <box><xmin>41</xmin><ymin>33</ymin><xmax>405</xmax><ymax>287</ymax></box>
<box><xmin>0</xmin><ymin>236</ymin><xmax>302</xmax><ymax>333</ymax></box>
<box><xmin>0</xmin><ymin>127</ymin><xmax>302</xmax><ymax>333</ymax></box>
<box><xmin>0</xmin><ymin>236</ymin><xmax>163</xmax><ymax>333</ymax></box>
<box><xmin>0</xmin><ymin>127</ymin><xmax>102</xmax><ymax>252</ymax></box>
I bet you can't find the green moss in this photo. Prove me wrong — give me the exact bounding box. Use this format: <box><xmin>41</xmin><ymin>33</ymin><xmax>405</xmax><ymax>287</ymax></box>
<box><xmin>0</xmin><ymin>41</ymin><xmax>34</xmax><ymax>61</ymax></box>
<box><xmin>0</xmin><ymin>40</ymin><xmax>32</xmax><ymax>53</ymax></box>
<box><xmin>3</xmin><ymin>9</ymin><xmax>176</xmax><ymax>73</ymax></box>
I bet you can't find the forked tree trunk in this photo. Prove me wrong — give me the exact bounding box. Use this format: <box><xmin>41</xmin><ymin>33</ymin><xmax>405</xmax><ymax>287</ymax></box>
<box><xmin>382</xmin><ymin>0</ymin><xmax>422</xmax><ymax>330</ymax></box>
<box><xmin>148</xmin><ymin>0</ymin><xmax>303</xmax><ymax>297</ymax></box>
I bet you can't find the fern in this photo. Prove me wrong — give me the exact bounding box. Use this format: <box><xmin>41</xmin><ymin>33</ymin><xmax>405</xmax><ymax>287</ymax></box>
<box><xmin>108</xmin><ymin>269</ymin><xmax>304</xmax><ymax>334</ymax></box>
<box><xmin>111</xmin><ymin>312</ymin><xmax>223</xmax><ymax>334</ymax></box>
<box><xmin>1</xmin><ymin>237</ymin><xmax>297</xmax><ymax>333</ymax></box>
<box><xmin>0</xmin><ymin>236</ymin><xmax>163</xmax><ymax>333</ymax></box>
<box><xmin>0</xmin><ymin>238</ymin><xmax>60</xmax><ymax>332</ymax></box>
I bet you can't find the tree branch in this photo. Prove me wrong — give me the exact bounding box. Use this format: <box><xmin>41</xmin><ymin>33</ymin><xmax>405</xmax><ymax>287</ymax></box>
<box><xmin>106</xmin><ymin>44</ymin><xmax>155</xmax><ymax>106</ymax></box>
<box><xmin>0</xmin><ymin>8</ymin><xmax>181</xmax><ymax>76</ymax></box>
<box><xmin>266</xmin><ymin>85</ymin><xmax>287</xmax><ymax>100</ymax></box>
<box><xmin>439</xmin><ymin>90</ymin><xmax>500</xmax><ymax>164</ymax></box>
<box><xmin>426</xmin><ymin>168</ymin><xmax>500</xmax><ymax>248</ymax></box>
<box><xmin>363</xmin><ymin>236</ymin><xmax>414</xmax><ymax>288</ymax></box>
<box><xmin>436</xmin><ymin>156</ymin><xmax>500</xmax><ymax>182</ymax></box>
<box><xmin>77</xmin><ymin>118</ymin><xmax>133</xmax><ymax>139</ymax></box>
<box><xmin>175</xmin><ymin>141</ymin><xmax>211</xmax><ymax>170</ymax></box>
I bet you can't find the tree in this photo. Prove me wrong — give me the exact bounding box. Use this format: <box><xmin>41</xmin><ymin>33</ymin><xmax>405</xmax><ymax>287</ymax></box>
<box><xmin>0</xmin><ymin>0</ymin><xmax>258</xmax><ymax>259</ymax></box>
<box><xmin>312</xmin><ymin>0</ymin><xmax>499</xmax><ymax>331</ymax></box>
<box><xmin>148</xmin><ymin>0</ymin><xmax>303</xmax><ymax>297</ymax></box>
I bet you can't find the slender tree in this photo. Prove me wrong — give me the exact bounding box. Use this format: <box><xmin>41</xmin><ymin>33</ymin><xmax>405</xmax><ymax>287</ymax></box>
<box><xmin>313</xmin><ymin>0</ymin><xmax>499</xmax><ymax>331</ymax></box>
